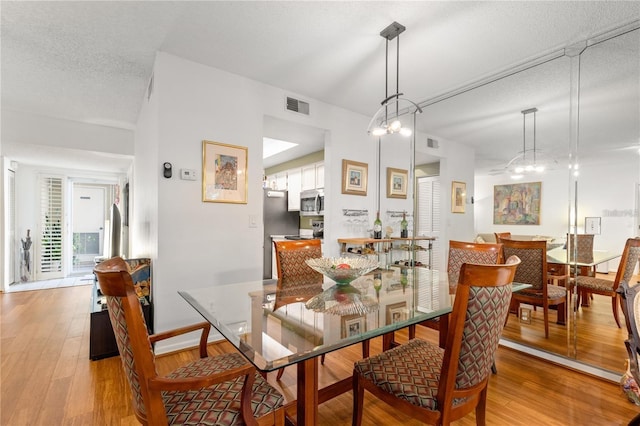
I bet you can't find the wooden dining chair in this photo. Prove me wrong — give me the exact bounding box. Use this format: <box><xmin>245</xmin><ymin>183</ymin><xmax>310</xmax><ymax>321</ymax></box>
<box><xmin>94</xmin><ymin>256</ymin><xmax>285</xmax><ymax>426</ymax></box>
<box><xmin>568</xmin><ymin>233</ymin><xmax>596</xmax><ymax>278</ymax></box>
<box><xmin>272</xmin><ymin>239</ymin><xmax>369</xmax><ymax>379</ymax></box>
<box><xmin>408</xmin><ymin>240</ymin><xmax>504</xmax><ymax>351</ymax></box>
<box><xmin>352</xmin><ymin>256</ymin><xmax>520</xmax><ymax>426</ymax></box>
<box><xmin>617</xmin><ymin>279</ymin><xmax>640</xmax><ymax>425</ymax></box>
<box><xmin>577</xmin><ymin>238</ymin><xmax>640</xmax><ymax>328</ymax></box>
<box><xmin>502</xmin><ymin>239</ymin><xmax>567</xmax><ymax>338</ymax></box>
<box><xmin>494</xmin><ymin>232</ymin><xmax>511</xmax><ymax>243</ymax></box>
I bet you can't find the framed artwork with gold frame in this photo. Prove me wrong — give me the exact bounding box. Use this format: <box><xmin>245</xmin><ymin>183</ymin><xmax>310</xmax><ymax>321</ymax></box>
<box><xmin>451</xmin><ymin>181</ymin><xmax>466</xmax><ymax>213</ymax></box>
<box><xmin>387</xmin><ymin>167</ymin><xmax>408</xmax><ymax>199</ymax></box>
<box><xmin>341</xmin><ymin>315</ymin><xmax>366</xmax><ymax>338</ymax></box>
<box><xmin>202</xmin><ymin>140</ymin><xmax>248</xmax><ymax>204</ymax></box>
<box><xmin>342</xmin><ymin>159</ymin><xmax>368</xmax><ymax>196</ymax></box>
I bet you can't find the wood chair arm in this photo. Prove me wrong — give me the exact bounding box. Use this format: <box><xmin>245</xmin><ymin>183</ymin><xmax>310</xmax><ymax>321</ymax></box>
<box><xmin>149</xmin><ymin>322</ymin><xmax>211</xmax><ymax>358</ymax></box>
<box><xmin>147</xmin><ymin>363</ymin><xmax>255</xmax><ymax>392</ymax></box>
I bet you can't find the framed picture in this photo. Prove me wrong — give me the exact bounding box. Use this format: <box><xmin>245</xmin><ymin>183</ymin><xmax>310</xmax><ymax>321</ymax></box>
<box><xmin>342</xmin><ymin>159</ymin><xmax>368</xmax><ymax>196</ymax></box>
<box><xmin>387</xmin><ymin>167</ymin><xmax>408</xmax><ymax>199</ymax></box>
<box><xmin>341</xmin><ymin>315</ymin><xmax>366</xmax><ymax>338</ymax></box>
<box><xmin>451</xmin><ymin>181</ymin><xmax>466</xmax><ymax>213</ymax></box>
<box><xmin>585</xmin><ymin>217</ymin><xmax>601</xmax><ymax>234</ymax></box>
<box><xmin>386</xmin><ymin>302</ymin><xmax>408</xmax><ymax>325</ymax></box>
<box><xmin>493</xmin><ymin>181</ymin><xmax>541</xmax><ymax>225</ymax></box>
<box><xmin>202</xmin><ymin>140</ymin><xmax>248</xmax><ymax>204</ymax></box>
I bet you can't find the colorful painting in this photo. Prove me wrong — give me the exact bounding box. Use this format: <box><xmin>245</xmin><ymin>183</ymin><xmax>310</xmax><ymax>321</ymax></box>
<box><xmin>202</xmin><ymin>140</ymin><xmax>248</xmax><ymax>203</ymax></box>
<box><xmin>493</xmin><ymin>181</ymin><xmax>541</xmax><ymax>225</ymax></box>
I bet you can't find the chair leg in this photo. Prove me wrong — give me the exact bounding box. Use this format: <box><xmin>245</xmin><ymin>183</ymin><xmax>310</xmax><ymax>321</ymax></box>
<box><xmin>543</xmin><ymin>306</ymin><xmax>549</xmax><ymax>339</ymax></box>
<box><xmin>320</xmin><ymin>354</ymin><xmax>325</xmax><ymax>365</ymax></box>
<box><xmin>276</xmin><ymin>367</ymin><xmax>284</xmax><ymax>381</ymax></box>
<box><xmin>612</xmin><ymin>293</ymin><xmax>622</xmax><ymax>328</ymax></box>
<box><xmin>361</xmin><ymin>340</ymin><xmax>370</xmax><ymax>358</ymax></box>
<box><xmin>352</xmin><ymin>372</ymin><xmax>365</xmax><ymax>426</ymax></box>
<box><xmin>491</xmin><ymin>362</ymin><xmax>498</xmax><ymax>375</ymax></box>
<box><xmin>475</xmin><ymin>386</ymin><xmax>488</xmax><ymax>426</ymax></box>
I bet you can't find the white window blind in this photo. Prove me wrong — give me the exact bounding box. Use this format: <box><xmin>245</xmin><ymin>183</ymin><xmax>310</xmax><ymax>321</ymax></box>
<box><xmin>417</xmin><ymin>177</ymin><xmax>442</xmax><ymax>272</ymax></box>
<box><xmin>39</xmin><ymin>176</ymin><xmax>64</xmax><ymax>277</ymax></box>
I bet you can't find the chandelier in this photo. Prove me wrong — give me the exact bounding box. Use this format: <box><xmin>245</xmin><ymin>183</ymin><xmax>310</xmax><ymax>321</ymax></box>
<box><xmin>508</xmin><ymin>107</ymin><xmax>555</xmax><ymax>179</ymax></box>
<box><xmin>367</xmin><ymin>22</ymin><xmax>422</xmax><ymax>137</ymax></box>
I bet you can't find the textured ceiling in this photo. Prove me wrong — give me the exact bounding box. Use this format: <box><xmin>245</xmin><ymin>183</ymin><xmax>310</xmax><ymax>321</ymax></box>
<box><xmin>2</xmin><ymin>1</ymin><xmax>639</xmax><ymax>172</ymax></box>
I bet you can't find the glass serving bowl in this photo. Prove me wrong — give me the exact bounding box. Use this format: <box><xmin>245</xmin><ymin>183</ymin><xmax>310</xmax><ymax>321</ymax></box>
<box><xmin>305</xmin><ymin>284</ymin><xmax>379</xmax><ymax>316</ymax></box>
<box><xmin>305</xmin><ymin>257</ymin><xmax>379</xmax><ymax>285</ymax></box>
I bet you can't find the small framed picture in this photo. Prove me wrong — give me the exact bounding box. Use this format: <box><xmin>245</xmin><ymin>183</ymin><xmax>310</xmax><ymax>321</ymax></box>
<box><xmin>451</xmin><ymin>181</ymin><xmax>466</xmax><ymax>213</ymax></box>
<box><xmin>342</xmin><ymin>159</ymin><xmax>368</xmax><ymax>196</ymax></box>
<box><xmin>386</xmin><ymin>302</ymin><xmax>408</xmax><ymax>325</ymax></box>
<box><xmin>202</xmin><ymin>140</ymin><xmax>248</xmax><ymax>203</ymax></box>
<box><xmin>386</xmin><ymin>167</ymin><xmax>408</xmax><ymax>199</ymax></box>
<box><xmin>519</xmin><ymin>307</ymin><xmax>532</xmax><ymax>324</ymax></box>
<box><xmin>341</xmin><ymin>315</ymin><xmax>366</xmax><ymax>338</ymax></box>
<box><xmin>585</xmin><ymin>217</ymin><xmax>601</xmax><ymax>235</ymax></box>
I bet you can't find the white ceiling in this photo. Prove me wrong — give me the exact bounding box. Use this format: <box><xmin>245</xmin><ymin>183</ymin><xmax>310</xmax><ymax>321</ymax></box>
<box><xmin>2</xmin><ymin>1</ymin><xmax>639</xmax><ymax>173</ymax></box>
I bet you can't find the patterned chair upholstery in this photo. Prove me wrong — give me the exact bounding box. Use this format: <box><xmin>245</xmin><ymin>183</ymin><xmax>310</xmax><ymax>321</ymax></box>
<box><xmin>94</xmin><ymin>257</ymin><xmax>285</xmax><ymax>426</ymax></box>
<box><xmin>502</xmin><ymin>239</ymin><xmax>567</xmax><ymax>338</ymax></box>
<box><xmin>274</xmin><ymin>239</ymin><xmax>323</xmax><ymax>282</ymax></box>
<box><xmin>272</xmin><ymin>239</ymin><xmax>369</xmax><ymax>377</ymax></box>
<box><xmin>578</xmin><ymin>238</ymin><xmax>640</xmax><ymax>328</ymax></box>
<box><xmin>448</xmin><ymin>240</ymin><xmax>504</xmax><ymax>287</ymax></box>
<box><xmin>352</xmin><ymin>257</ymin><xmax>520</xmax><ymax>426</ymax></box>
<box><xmin>618</xmin><ymin>278</ymin><xmax>640</xmax><ymax>424</ymax></box>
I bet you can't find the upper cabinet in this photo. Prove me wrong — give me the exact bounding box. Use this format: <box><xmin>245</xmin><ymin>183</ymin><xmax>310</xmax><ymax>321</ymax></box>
<box><xmin>266</xmin><ymin>161</ymin><xmax>323</xmax><ymax>211</ymax></box>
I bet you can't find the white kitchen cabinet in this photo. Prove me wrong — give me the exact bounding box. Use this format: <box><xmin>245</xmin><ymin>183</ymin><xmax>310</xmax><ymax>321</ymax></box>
<box><xmin>287</xmin><ymin>168</ymin><xmax>301</xmax><ymax>211</ymax></box>
<box><xmin>266</xmin><ymin>172</ymin><xmax>287</xmax><ymax>190</ymax></box>
<box><xmin>301</xmin><ymin>164</ymin><xmax>316</xmax><ymax>190</ymax></box>
<box><xmin>315</xmin><ymin>163</ymin><xmax>324</xmax><ymax>189</ymax></box>
<box><xmin>301</xmin><ymin>162</ymin><xmax>324</xmax><ymax>191</ymax></box>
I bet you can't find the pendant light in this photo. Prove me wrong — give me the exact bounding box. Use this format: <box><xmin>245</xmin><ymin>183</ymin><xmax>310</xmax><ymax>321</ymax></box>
<box><xmin>509</xmin><ymin>107</ymin><xmax>554</xmax><ymax>179</ymax></box>
<box><xmin>367</xmin><ymin>22</ymin><xmax>422</xmax><ymax>137</ymax></box>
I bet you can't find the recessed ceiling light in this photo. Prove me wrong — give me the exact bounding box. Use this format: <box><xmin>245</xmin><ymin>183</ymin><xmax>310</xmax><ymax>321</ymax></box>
<box><xmin>263</xmin><ymin>137</ymin><xmax>298</xmax><ymax>159</ymax></box>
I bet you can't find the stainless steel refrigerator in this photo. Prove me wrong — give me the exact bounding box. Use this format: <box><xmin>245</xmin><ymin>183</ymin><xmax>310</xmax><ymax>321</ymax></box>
<box><xmin>263</xmin><ymin>189</ymin><xmax>299</xmax><ymax>278</ymax></box>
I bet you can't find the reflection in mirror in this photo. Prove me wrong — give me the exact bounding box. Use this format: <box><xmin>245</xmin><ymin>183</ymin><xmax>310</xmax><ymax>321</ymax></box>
<box><xmin>572</xmin><ymin>28</ymin><xmax>640</xmax><ymax>374</ymax></box>
<box><xmin>411</xmin><ymin>25</ymin><xmax>639</xmax><ymax>377</ymax></box>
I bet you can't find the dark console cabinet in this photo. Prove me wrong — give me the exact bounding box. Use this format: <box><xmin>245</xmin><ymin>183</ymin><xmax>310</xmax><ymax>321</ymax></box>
<box><xmin>89</xmin><ymin>258</ymin><xmax>153</xmax><ymax>360</ymax></box>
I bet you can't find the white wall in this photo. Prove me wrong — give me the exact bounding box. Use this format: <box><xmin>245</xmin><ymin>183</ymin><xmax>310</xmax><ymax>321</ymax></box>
<box><xmin>139</xmin><ymin>53</ymin><xmax>477</xmax><ymax>352</ymax></box>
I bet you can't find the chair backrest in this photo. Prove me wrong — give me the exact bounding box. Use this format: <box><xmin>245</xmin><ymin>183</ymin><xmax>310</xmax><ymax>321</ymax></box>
<box><xmin>612</xmin><ymin>238</ymin><xmax>640</xmax><ymax>290</ymax></box>
<box><xmin>567</xmin><ymin>233</ymin><xmax>594</xmax><ymax>263</ymax></box>
<box><xmin>501</xmin><ymin>239</ymin><xmax>547</xmax><ymax>292</ymax></box>
<box><xmin>274</xmin><ymin>239</ymin><xmax>323</xmax><ymax>281</ymax></box>
<box><xmin>494</xmin><ymin>232</ymin><xmax>511</xmax><ymax>243</ymax></box>
<box><xmin>94</xmin><ymin>257</ymin><xmax>159</xmax><ymax>425</ymax></box>
<box><xmin>447</xmin><ymin>240</ymin><xmax>504</xmax><ymax>285</ymax></box>
<box><xmin>437</xmin><ymin>256</ymin><xmax>520</xmax><ymax>407</ymax></box>
<box><xmin>618</xmin><ymin>280</ymin><xmax>640</xmax><ymax>387</ymax></box>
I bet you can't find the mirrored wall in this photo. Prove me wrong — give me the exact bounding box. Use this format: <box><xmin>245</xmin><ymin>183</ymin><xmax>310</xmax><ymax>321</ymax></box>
<box><xmin>378</xmin><ymin>24</ymin><xmax>639</xmax><ymax>375</ymax></box>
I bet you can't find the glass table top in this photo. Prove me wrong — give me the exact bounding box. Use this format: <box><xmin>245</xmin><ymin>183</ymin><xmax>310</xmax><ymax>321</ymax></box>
<box><xmin>546</xmin><ymin>247</ymin><xmax>621</xmax><ymax>266</ymax></box>
<box><xmin>179</xmin><ymin>268</ymin><xmax>451</xmax><ymax>371</ymax></box>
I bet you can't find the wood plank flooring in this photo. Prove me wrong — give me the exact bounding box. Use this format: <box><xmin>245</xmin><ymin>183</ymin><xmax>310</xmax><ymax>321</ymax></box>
<box><xmin>1</xmin><ymin>285</ymin><xmax>638</xmax><ymax>425</ymax></box>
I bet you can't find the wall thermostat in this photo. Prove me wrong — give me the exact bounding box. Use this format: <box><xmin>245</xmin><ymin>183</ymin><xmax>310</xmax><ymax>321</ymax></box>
<box><xmin>163</xmin><ymin>162</ymin><xmax>172</xmax><ymax>178</ymax></box>
<box><xmin>180</xmin><ymin>169</ymin><xmax>197</xmax><ymax>181</ymax></box>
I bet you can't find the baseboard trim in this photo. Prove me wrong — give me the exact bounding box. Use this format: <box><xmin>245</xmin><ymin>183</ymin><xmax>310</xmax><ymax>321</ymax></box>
<box><xmin>499</xmin><ymin>338</ymin><xmax>621</xmax><ymax>383</ymax></box>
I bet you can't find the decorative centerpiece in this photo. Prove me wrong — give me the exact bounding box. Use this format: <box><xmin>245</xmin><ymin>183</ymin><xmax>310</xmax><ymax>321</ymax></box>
<box><xmin>305</xmin><ymin>257</ymin><xmax>379</xmax><ymax>285</ymax></box>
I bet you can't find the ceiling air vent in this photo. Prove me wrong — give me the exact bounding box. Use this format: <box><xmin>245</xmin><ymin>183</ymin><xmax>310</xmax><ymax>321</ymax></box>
<box><xmin>286</xmin><ymin>96</ymin><xmax>310</xmax><ymax>115</ymax></box>
<box><xmin>427</xmin><ymin>138</ymin><xmax>439</xmax><ymax>149</ymax></box>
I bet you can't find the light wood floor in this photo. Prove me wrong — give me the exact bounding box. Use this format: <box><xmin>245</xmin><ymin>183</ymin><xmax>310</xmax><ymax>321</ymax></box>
<box><xmin>2</xmin><ymin>285</ymin><xmax>638</xmax><ymax>425</ymax></box>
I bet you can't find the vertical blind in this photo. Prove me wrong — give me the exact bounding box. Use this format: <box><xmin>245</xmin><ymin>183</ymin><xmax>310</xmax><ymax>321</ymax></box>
<box><xmin>417</xmin><ymin>176</ymin><xmax>441</xmax><ymax>271</ymax></box>
<box><xmin>39</xmin><ymin>176</ymin><xmax>64</xmax><ymax>275</ymax></box>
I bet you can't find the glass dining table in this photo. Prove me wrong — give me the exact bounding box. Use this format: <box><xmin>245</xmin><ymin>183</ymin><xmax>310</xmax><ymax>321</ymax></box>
<box><xmin>179</xmin><ymin>267</ymin><xmax>451</xmax><ymax>425</ymax></box>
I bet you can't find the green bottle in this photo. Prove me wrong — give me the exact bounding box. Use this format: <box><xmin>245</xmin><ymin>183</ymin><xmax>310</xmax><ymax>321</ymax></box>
<box><xmin>400</xmin><ymin>212</ymin><xmax>408</xmax><ymax>238</ymax></box>
<box><xmin>373</xmin><ymin>211</ymin><xmax>382</xmax><ymax>239</ymax></box>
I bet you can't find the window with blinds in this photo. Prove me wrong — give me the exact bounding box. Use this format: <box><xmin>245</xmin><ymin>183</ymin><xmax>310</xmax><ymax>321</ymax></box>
<box><xmin>417</xmin><ymin>176</ymin><xmax>442</xmax><ymax>272</ymax></box>
<box><xmin>39</xmin><ymin>176</ymin><xmax>64</xmax><ymax>277</ymax></box>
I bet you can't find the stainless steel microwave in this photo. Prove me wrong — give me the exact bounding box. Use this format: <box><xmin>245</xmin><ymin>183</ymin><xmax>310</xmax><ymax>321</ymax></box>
<box><xmin>300</xmin><ymin>189</ymin><xmax>324</xmax><ymax>216</ymax></box>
